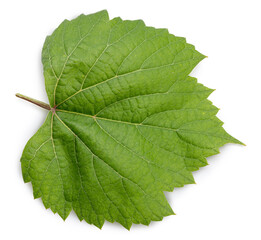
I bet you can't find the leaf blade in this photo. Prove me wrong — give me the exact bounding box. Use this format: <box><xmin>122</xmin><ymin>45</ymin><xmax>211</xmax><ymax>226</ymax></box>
<box><xmin>20</xmin><ymin>10</ymin><xmax>243</xmax><ymax>229</ymax></box>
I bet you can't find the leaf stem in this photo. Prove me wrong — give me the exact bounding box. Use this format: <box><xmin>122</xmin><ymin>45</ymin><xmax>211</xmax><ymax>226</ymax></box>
<box><xmin>16</xmin><ymin>93</ymin><xmax>51</xmax><ymax>111</ymax></box>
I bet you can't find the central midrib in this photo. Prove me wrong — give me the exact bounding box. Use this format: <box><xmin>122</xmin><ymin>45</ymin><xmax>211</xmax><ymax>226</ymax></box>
<box><xmin>55</xmin><ymin>108</ymin><xmax>179</xmax><ymax>132</ymax></box>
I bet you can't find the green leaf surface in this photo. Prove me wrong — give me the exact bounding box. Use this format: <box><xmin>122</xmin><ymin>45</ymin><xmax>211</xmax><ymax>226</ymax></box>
<box><xmin>20</xmin><ymin>10</ymin><xmax>242</xmax><ymax>229</ymax></box>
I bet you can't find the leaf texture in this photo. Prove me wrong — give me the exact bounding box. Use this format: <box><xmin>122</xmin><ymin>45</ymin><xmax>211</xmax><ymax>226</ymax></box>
<box><xmin>21</xmin><ymin>10</ymin><xmax>242</xmax><ymax>229</ymax></box>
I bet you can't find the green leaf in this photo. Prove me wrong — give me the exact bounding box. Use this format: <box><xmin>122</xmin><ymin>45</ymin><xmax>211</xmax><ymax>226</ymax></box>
<box><xmin>19</xmin><ymin>10</ymin><xmax>243</xmax><ymax>229</ymax></box>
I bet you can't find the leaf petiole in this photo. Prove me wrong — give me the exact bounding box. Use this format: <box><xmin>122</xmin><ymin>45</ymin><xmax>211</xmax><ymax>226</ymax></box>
<box><xmin>16</xmin><ymin>93</ymin><xmax>51</xmax><ymax>111</ymax></box>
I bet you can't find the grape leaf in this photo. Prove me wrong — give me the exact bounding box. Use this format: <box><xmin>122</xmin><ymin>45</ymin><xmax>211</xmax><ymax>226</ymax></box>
<box><xmin>18</xmin><ymin>10</ymin><xmax>243</xmax><ymax>229</ymax></box>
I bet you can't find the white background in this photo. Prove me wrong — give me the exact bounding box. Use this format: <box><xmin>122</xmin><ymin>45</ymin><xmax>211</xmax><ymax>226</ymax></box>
<box><xmin>0</xmin><ymin>0</ymin><xmax>260</xmax><ymax>239</ymax></box>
